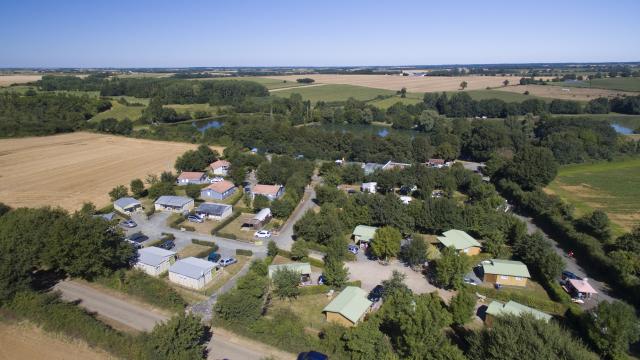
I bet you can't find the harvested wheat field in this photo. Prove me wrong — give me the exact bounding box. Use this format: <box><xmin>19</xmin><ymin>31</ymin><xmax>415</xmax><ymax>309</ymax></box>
<box><xmin>0</xmin><ymin>132</ymin><xmax>199</xmax><ymax>211</ymax></box>
<box><xmin>495</xmin><ymin>84</ymin><xmax>638</xmax><ymax>101</ymax></box>
<box><xmin>0</xmin><ymin>74</ymin><xmax>42</xmax><ymax>86</ymax></box>
<box><xmin>0</xmin><ymin>322</ymin><xmax>112</xmax><ymax>360</ymax></box>
<box><xmin>264</xmin><ymin>74</ymin><xmax>534</xmax><ymax>92</ymax></box>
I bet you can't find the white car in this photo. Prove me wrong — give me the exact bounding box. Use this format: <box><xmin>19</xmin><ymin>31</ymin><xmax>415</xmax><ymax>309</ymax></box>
<box><xmin>254</xmin><ymin>230</ymin><xmax>272</xmax><ymax>238</ymax></box>
<box><xmin>210</xmin><ymin>177</ymin><xmax>224</xmax><ymax>183</ymax></box>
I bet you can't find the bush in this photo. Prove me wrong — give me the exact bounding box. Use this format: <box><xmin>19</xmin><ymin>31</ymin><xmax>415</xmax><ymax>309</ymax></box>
<box><xmin>7</xmin><ymin>292</ymin><xmax>141</xmax><ymax>358</ymax></box>
<box><xmin>474</xmin><ymin>284</ymin><xmax>567</xmax><ymax>315</ymax></box>
<box><xmin>96</xmin><ymin>270</ymin><xmax>186</xmax><ymax>311</ymax></box>
<box><xmin>192</xmin><ymin>239</ymin><xmax>219</xmax><ymax>252</ymax></box>
<box><xmin>236</xmin><ymin>249</ymin><xmax>253</xmax><ymax>256</ymax></box>
<box><xmin>217</xmin><ymin>232</ymin><xmax>237</xmax><ymax>240</ymax></box>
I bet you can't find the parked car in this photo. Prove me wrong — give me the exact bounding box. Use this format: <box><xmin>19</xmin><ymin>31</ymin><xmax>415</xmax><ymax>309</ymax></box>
<box><xmin>562</xmin><ymin>270</ymin><xmax>581</xmax><ymax>281</ymax></box>
<box><xmin>254</xmin><ymin>230</ymin><xmax>271</xmax><ymax>238</ymax></box>
<box><xmin>347</xmin><ymin>244</ymin><xmax>359</xmax><ymax>255</ymax></box>
<box><xmin>187</xmin><ymin>215</ymin><xmax>204</xmax><ymax>223</ymax></box>
<box><xmin>297</xmin><ymin>351</ymin><xmax>328</xmax><ymax>360</ymax></box>
<box><xmin>211</xmin><ymin>177</ymin><xmax>224</xmax><ymax>183</ymax></box>
<box><xmin>368</xmin><ymin>285</ymin><xmax>384</xmax><ymax>303</ymax></box>
<box><xmin>317</xmin><ymin>275</ymin><xmax>326</xmax><ymax>285</ymax></box>
<box><xmin>159</xmin><ymin>240</ymin><xmax>175</xmax><ymax>250</ymax></box>
<box><xmin>207</xmin><ymin>252</ymin><xmax>221</xmax><ymax>263</ymax></box>
<box><xmin>219</xmin><ymin>258</ymin><xmax>238</xmax><ymax>267</ymax></box>
<box><xmin>119</xmin><ymin>219</ymin><xmax>137</xmax><ymax>228</ymax></box>
<box><xmin>125</xmin><ymin>232</ymin><xmax>148</xmax><ymax>249</ymax></box>
<box><xmin>463</xmin><ymin>277</ymin><xmax>478</xmax><ymax>286</ymax></box>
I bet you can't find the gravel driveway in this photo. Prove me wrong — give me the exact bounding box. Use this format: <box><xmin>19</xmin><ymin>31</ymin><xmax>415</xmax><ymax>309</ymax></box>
<box><xmin>346</xmin><ymin>257</ymin><xmax>454</xmax><ymax>303</ymax></box>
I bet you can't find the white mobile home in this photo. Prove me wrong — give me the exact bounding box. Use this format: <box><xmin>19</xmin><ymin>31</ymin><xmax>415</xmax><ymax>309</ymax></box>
<box><xmin>134</xmin><ymin>246</ymin><xmax>176</xmax><ymax>276</ymax></box>
<box><xmin>154</xmin><ymin>196</ymin><xmax>195</xmax><ymax>213</ymax></box>
<box><xmin>168</xmin><ymin>257</ymin><xmax>217</xmax><ymax>290</ymax></box>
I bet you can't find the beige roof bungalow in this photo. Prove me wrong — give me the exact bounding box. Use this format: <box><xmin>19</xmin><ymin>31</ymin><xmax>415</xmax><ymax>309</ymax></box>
<box><xmin>437</xmin><ymin>230</ymin><xmax>482</xmax><ymax>255</ymax></box>
<box><xmin>177</xmin><ymin>171</ymin><xmax>208</xmax><ymax>185</ymax></box>
<box><xmin>323</xmin><ymin>286</ymin><xmax>373</xmax><ymax>327</ymax></box>
<box><xmin>252</xmin><ymin>184</ymin><xmax>285</xmax><ymax>200</ymax></box>
<box><xmin>482</xmin><ymin>259</ymin><xmax>531</xmax><ymax>287</ymax></box>
<box><xmin>210</xmin><ymin>160</ymin><xmax>230</xmax><ymax>176</ymax></box>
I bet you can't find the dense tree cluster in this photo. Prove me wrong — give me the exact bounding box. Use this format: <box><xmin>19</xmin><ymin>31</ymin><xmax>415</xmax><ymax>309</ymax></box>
<box><xmin>37</xmin><ymin>73</ymin><xmax>110</xmax><ymax>91</ymax></box>
<box><xmin>100</xmin><ymin>78</ymin><xmax>269</xmax><ymax>105</ymax></box>
<box><xmin>0</xmin><ymin>92</ymin><xmax>111</xmax><ymax>137</ymax></box>
<box><xmin>255</xmin><ymin>155</ymin><xmax>314</xmax><ymax>218</ymax></box>
<box><xmin>174</xmin><ymin>144</ymin><xmax>219</xmax><ymax>172</ymax></box>
<box><xmin>0</xmin><ymin>207</ymin><xmax>134</xmax><ymax>302</ymax></box>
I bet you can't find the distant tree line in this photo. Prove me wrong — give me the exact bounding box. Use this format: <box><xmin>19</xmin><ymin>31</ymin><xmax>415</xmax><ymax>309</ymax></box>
<box><xmin>100</xmin><ymin>78</ymin><xmax>269</xmax><ymax>105</ymax></box>
<box><xmin>0</xmin><ymin>92</ymin><xmax>111</xmax><ymax>137</ymax></box>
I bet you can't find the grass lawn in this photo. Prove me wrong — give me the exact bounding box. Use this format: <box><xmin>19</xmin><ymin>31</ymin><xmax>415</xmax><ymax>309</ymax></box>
<box><xmin>476</xmin><ymin>280</ymin><xmax>566</xmax><ymax>316</ymax></box>
<box><xmin>271</xmin><ymin>84</ymin><xmax>397</xmax><ymax>103</ymax></box>
<box><xmin>164</xmin><ymin>103</ymin><xmax>222</xmax><ymax>115</ymax></box>
<box><xmin>545</xmin><ymin>158</ymin><xmax>640</xmax><ymax>235</ymax></box>
<box><xmin>91</xmin><ymin>100</ymin><xmax>144</xmax><ymax>122</ymax></box>
<box><xmin>552</xmin><ymin>113</ymin><xmax>640</xmax><ymax>131</ymax></box>
<box><xmin>550</xmin><ymin>77</ymin><xmax>640</xmax><ymax>92</ymax></box>
<box><xmin>177</xmin><ymin>243</ymin><xmax>213</xmax><ymax>258</ymax></box>
<box><xmin>207</xmin><ymin>76</ymin><xmax>308</xmax><ymax>90</ymax></box>
<box><xmin>269</xmin><ymin>293</ymin><xmax>332</xmax><ymax>330</ymax></box>
<box><xmin>189</xmin><ymin>219</ymin><xmax>220</xmax><ymax>235</ymax></box>
<box><xmin>217</xmin><ymin>212</ymin><xmax>257</xmax><ymax>242</ymax></box>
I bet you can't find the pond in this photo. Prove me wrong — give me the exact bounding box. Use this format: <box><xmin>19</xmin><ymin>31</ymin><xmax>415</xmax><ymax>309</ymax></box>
<box><xmin>314</xmin><ymin>123</ymin><xmax>418</xmax><ymax>138</ymax></box>
<box><xmin>193</xmin><ymin>119</ymin><xmax>222</xmax><ymax>132</ymax></box>
<box><xmin>611</xmin><ymin>123</ymin><xmax>635</xmax><ymax>135</ymax></box>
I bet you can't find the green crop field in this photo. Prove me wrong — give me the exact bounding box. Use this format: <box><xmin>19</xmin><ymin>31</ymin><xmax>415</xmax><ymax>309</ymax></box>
<box><xmin>272</xmin><ymin>84</ymin><xmax>396</xmax><ymax>103</ymax></box>
<box><xmin>206</xmin><ymin>76</ymin><xmax>307</xmax><ymax>90</ymax></box>
<box><xmin>91</xmin><ymin>100</ymin><xmax>145</xmax><ymax>122</ymax></box>
<box><xmin>164</xmin><ymin>103</ymin><xmax>222</xmax><ymax>115</ymax></box>
<box><xmin>462</xmin><ymin>89</ymin><xmax>549</xmax><ymax>102</ymax></box>
<box><xmin>546</xmin><ymin>158</ymin><xmax>640</xmax><ymax>235</ymax></box>
<box><xmin>550</xmin><ymin>77</ymin><xmax>640</xmax><ymax>92</ymax></box>
<box><xmin>367</xmin><ymin>96</ymin><xmax>423</xmax><ymax>109</ymax></box>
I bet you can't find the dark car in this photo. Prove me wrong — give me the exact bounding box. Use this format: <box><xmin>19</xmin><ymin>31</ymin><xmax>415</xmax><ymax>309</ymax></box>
<box><xmin>562</xmin><ymin>270</ymin><xmax>581</xmax><ymax>281</ymax></box>
<box><xmin>207</xmin><ymin>252</ymin><xmax>221</xmax><ymax>263</ymax></box>
<box><xmin>160</xmin><ymin>240</ymin><xmax>175</xmax><ymax>250</ymax></box>
<box><xmin>368</xmin><ymin>285</ymin><xmax>384</xmax><ymax>302</ymax></box>
<box><xmin>127</xmin><ymin>232</ymin><xmax>148</xmax><ymax>243</ymax></box>
<box><xmin>297</xmin><ymin>351</ymin><xmax>329</xmax><ymax>360</ymax></box>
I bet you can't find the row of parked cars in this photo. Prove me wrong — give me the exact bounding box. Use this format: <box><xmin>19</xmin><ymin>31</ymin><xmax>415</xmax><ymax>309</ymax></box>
<box><xmin>206</xmin><ymin>252</ymin><xmax>237</xmax><ymax>267</ymax></box>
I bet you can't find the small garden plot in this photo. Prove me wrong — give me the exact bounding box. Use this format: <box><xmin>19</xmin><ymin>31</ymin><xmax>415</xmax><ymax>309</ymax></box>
<box><xmin>268</xmin><ymin>294</ymin><xmax>332</xmax><ymax>331</ymax></box>
<box><xmin>216</xmin><ymin>212</ymin><xmax>259</xmax><ymax>242</ymax></box>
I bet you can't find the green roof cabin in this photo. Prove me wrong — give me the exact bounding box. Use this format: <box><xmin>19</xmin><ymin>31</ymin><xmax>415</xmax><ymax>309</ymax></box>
<box><xmin>323</xmin><ymin>286</ymin><xmax>373</xmax><ymax>327</ymax></box>
<box><xmin>485</xmin><ymin>300</ymin><xmax>552</xmax><ymax>327</ymax></box>
<box><xmin>436</xmin><ymin>229</ymin><xmax>482</xmax><ymax>255</ymax></box>
<box><xmin>352</xmin><ymin>225</ymin><xmax>377</xmax><ymax>244</ymax></box>
<box><xmin>482</xmin><ymin>259</ymin><xmax>531</xmax><ymax>287</ymax></box>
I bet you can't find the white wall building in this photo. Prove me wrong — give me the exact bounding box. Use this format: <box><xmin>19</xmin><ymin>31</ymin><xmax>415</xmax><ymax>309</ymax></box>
<box><xmin>168</xmin><ymin>257</ymin><xmax>217</xmax><ymax>290</ymax></box>
<box><xmin>134</xmin><ymin>247</ymin><xmax>176</xmax><ymax>276</ymax></box>
<box><xmin>361</xmin><ymin>182</ymin><xmax>377</xmax><ymax>194</ymax></box>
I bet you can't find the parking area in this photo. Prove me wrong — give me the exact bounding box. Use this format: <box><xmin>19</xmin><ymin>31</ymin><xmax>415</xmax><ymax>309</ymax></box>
<box><xmin>346</xmin><ymin>254</ymin><xmax>454</xmax><ymax>303</ymax></box>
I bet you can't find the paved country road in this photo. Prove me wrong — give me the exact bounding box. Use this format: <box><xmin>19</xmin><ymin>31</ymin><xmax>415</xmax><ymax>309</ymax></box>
<box><xmin>513</xmin><ymin>213</ymin><xmax>617</xmax><ymax>308</ymax></box>
<box><xmin>54</xmin><ymin>281</ymin><xmax>168</xmax><ymax>332</ymax></box>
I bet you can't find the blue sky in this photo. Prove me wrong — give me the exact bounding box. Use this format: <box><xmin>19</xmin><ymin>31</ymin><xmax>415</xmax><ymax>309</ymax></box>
<box><xmin>1</xmin><ymin>0</ymin><xmax>639</xmax><ymax>67</ymax></box>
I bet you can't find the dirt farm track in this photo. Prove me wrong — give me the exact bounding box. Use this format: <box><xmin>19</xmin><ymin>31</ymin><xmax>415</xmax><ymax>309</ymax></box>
<box><xmin>0</xmin><ymin>132</ymin><xmax>197</xmax><ymax>211</ymax></box>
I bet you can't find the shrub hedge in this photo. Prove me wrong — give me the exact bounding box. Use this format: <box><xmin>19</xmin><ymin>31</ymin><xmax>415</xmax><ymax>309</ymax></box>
<box><xmin>236</xmin><ymin>249</ymin><xmax>253</xmax><ymax>256</ymax></box>
<box><xmin>96</xmin><ymin>270</ymin><xmax>186</xmax><ymax>311</ymax></box>
<box><xmin>192</xmin><ymin>238</ymin><xmax>219</xmax><ymax>252</ymax></box>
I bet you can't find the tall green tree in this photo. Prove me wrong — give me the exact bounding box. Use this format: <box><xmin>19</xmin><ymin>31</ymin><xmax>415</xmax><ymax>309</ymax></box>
<box><xmin>506</xmin><ymin>145</ymin><xmax>559</xmax><ymax>189</ymax></box>
<box><xmin>468</xmin><ymin>315</ymin><xmax>598</xmax><ymax>360</ymax></box>
<box><xmin>144</xmin><ymin>314</ymin><xmax>207</xmax><ymax>360</ymax></box>
<box><xmin>371</xmin><ymin>226</ymin><xmax>402</xmax><ymax>261</ymax></box>
<box><xmin>323</xmin><ymin>255</ymin><xmax>349</xmax><ymax>288</ymax></box>
<box><xmin>401</xmin><ymin>235</ymin><xmax>427</xmax><ymax>267</ymax></box>
<box><xmin>272</xmin><ymin>268</ymin><xmax>301</xmax><ymax>300</ymax></box>
<box><xmin>108</xmin><ymin>185</ymin><xmax>128</xmax><ymax>201</ymax></box>
<box><xmin>449</xmin><ymin>288</ymin><xmax>476</xmax><ymax>325</ymax></box>
<box><xmin>343</xmin><ymin>318</ymin><xmax>396</xmax><ymax>360</ymax></box>
<box><xmin>130</xmin><ymin>178</ymin><xmax>145</xmax><ymax>198</ymax></box>
<box><xmin>585</xmin><ymin>301</ymin><xmax>640</xmax><ymax>359</ymax></box>
<box><xmin>433</xmin><ymin>246</ymin><xmax>471</xmax><ymax>290</ymax></box>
